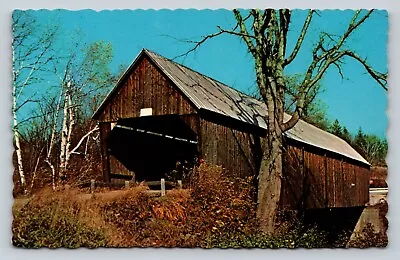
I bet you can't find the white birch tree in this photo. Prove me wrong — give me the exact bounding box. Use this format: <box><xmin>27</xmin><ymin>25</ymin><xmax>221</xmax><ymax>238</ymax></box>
<box><xmin>49</xmin><ymin>40</ymin><xmax>114</xmax><ymax>183</ymax></box>
<box><xmin>12</xmin><ymin>11</ymin><xmax>57</xmax><ymax>193</ymax></box>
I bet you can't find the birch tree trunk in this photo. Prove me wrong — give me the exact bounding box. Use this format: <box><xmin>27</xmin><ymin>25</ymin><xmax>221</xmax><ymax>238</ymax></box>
<box><xmin>65</xmin><ymin>91</ymin><xmax>75</xmax><ymax>169</ymax></box>
<box><xmin>45</xmin><ymin>87</ymin><xmax>64</xmax><ymax>190</ymax></box>
<box><xmin>59</xmin><ymin>83</ymin><xmax>70</xmax><ymax>177</ymax></box>
<box><xmin>12</xmin><ymin>12</ymin><xmax>58</xmax><ymax>193</ymax></box>
<box><xmin>12</xmin><ymin>88</ymin><xmax>26</xmax><ymax>194</ymax></box>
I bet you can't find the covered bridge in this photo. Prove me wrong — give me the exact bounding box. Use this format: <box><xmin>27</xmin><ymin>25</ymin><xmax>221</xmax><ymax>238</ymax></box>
<box><xmin>92</xmin><ymin>49</ymin><xmax>370</xmax><ymax>210</ymax></box>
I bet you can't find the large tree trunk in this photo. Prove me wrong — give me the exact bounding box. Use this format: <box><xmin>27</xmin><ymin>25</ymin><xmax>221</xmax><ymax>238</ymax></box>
<box><xmin>257</xmin><ymin>142</ymin><xmax>283</xmax><ymax>234</ymax></box>
<box><xmin>253</xmin><ymin>47</ymin><xmax>286</xmax><ymax>234</ymax></box>
<box><xmin>183</xmin><ymin>7</ymin><xmax>387</xmax><ymax>236</ymax></box>
<box><xmin>256</xmin><ymin>111</ymin><xmax>284</xmax><ymax>234</ymax></box>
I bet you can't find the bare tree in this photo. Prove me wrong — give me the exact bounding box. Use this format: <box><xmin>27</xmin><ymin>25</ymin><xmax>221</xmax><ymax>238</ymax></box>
<box><xmin>12</xmin><ymin>11</ymin><xmax>57</xmax><ymax>193</ymax></box>
<box><xmin>47</xmin><ymin>40</ymin><xmax>114</xmax><ymax>184</ymax></box>
<box><xmin>181</xmin><ymin>9</ymin><xmax>387</xmax><ymax>234</ymax></box>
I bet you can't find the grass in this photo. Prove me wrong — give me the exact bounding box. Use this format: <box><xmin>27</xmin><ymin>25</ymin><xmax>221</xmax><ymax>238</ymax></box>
<box><xmin>12</xmin><ymin>164</ymin><xmax>388</xmax><ymax>248</ymax></box>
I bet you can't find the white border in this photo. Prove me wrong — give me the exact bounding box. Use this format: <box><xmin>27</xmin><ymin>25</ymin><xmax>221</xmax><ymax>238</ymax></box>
<box><xmin>1</xmin><ymin>1</ymin><xmax>399</xmax><ymax>259</ymax></box>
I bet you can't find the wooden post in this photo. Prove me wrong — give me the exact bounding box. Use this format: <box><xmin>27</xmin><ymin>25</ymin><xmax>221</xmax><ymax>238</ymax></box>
<box><xmin>178</xmin><ymin>180</ymin><xmax>182</xmax><ymax>189</ymax></box>
<box><xmin>91</xmin><ymin>179</ymin><xmax>95</xmax><ymax>194</ymax></box>
<box><xmin>161</xmin><ymin>178</ymin><xmax>166</xmax><ymax>196</ymax></box>
<box><xmin>125</xmin><ymin>181</ymin><xmax>129</xmax><ymax>189</ymax></box>
<box><xmin>99</xmin><ymin>123</ymin><xmax>111</xmax><ymax>183</ymax></box>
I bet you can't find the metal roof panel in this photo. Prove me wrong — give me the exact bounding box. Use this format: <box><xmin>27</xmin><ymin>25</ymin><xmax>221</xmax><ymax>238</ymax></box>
<box><xmin>145</xmin><ymin>49</ymin><xmax>370</xmax><ymax>166</ymax></box>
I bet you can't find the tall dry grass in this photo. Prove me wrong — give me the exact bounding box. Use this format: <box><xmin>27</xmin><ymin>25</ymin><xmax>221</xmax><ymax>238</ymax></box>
<box><xmin>12</xmin><ymin>163</ymin><xmax>387</xmax><ymax>248</ymax></box>
<box><xmin>13</xmin><ymin>164</ymin><xmax>256</xmax><ymax>248</ymax></box>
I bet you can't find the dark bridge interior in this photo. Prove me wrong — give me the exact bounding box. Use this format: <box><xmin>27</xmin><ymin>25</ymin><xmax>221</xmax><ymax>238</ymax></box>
<box><xmin>107</xmin><ymin>115</ymin><xmax>198</xmax><ymax>181</ymax></box>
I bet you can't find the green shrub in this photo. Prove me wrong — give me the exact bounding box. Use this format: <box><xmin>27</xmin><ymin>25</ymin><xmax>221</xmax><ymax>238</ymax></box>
<box><xmin>204</xmin><ymin>223</ymin><xmax>331</xmax><ymax>249</ymax></box>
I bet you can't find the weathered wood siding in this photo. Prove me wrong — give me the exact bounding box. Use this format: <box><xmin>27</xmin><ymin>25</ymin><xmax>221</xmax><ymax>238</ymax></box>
<box><xmin>281</xmin><ymin>142</ymin><xmax>370</xmax><ymax>209</ymax></box>
<box><xmin>281</xmin><ymin>146</ymin><xmax>304</xmax><ymax>209</ymax></box>
<box><xmin>99</xmin><ymin>122</ymin><xmax>111</xmax><ymax>182</ymax></box>
<box><xmin>96</xmin><ymin>56</ymin><xmax>199</xmax><ymax>182</ymax></box>
<box><xmin>199</xmin><ymin>117</ymin><xmax>262</xmax><ymax>178</ymax></box>
<box><xmin>197</xmin><ymin>116</ymin><xmax>369</xmax><ymax>209</ymax></box>
<box><xmin>94</xmin><ymin>54</ymin><xmax>369</xmax><ymax>209</ymax></box>
<box><xmin>109</xmin><ymin>154</ymin><xmax>133</xmax><ymax>178</ymax></box>
<box><xmin>96</xmin><ymin>56</ymin><xmax>196</xmax><ymax>122</ymax></box>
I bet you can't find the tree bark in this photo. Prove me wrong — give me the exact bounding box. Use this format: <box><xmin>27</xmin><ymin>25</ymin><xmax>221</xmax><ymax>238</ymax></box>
<box><xmin>181</xmin><ymin>8</ymin><xmax>387</xmax><ymax>235</ymax></box>
<box><xmin>45</xmin><ymin>86</ymin><xmax>64</xmax><ymax>190</ymax></box>
<box><xmin>257</xmin><ymin>128</ymin><xmax>283</xmax><ymax>234</ymax></box>
<box><xmin>65</xmin><ymin>90</ymin><xmax>75</xmax><ymax>169</ymax></box>
<box><xmin>12</xmin><ymin>92</ymin><xmax>26</xmax><ymax>194</ymax></box>
<box><xmin>59</xmin><ymin>83</ymin><xmax>70</xmax><ymax>177</ymax></box>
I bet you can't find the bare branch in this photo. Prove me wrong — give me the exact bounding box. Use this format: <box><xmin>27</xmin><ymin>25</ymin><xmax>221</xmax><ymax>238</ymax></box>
<box><xmin>216</xmin><ymin>26</ymin><xmax>256</xmax><ymax>40</ymax></box>
<box><xmin>174</xmin><ymin>9</ymin><xmax>257</xmax><ymax>60</ymax></box>
<box><xmin>284</xmin><ymin>9</ymin><xmax>385</xmax><ymax>132</ymax></box>
<box><xmin>69</xmin><ymin>125</ymin><xmax>100</xmax><ymax>155</ymax></box>
<box><xmin>335</xmin><ymin>10</ymin><xmax>374</xmax><ymax>50</ymax></box>
<box><xmin>15</xmin><ymin>98</ymin><xmax>40</xmax><ymax>112</ymax></box>
<box><xmin>282</xmin><ymin>110</ymin><xmax>301</xmax><ymax>131</ymax></box>
<box><xmin>284</xmin><ymin>10</ymin><xmax>314</xmax><ymax>66</ymax></box>
<box><xmin>278</xmin><ymin>9</ymin><xmax>291</xmax><ymax>59</ymax></box>
<box><xmin>333</xmin><ymin>61</ymin><xmax>344</xmax><ymax>79</ymax></box>
<box><xmin>342</xmin><ymin>50</ymin><xmax>387</xmax><ymax>90</ymax></box>
<box><xmin>173</xmin><ymin>30</ymin><xmax>225</xmax><ymax>59</ymax></box>
<box><xmin>233</xmin><ymin>9</ymin><xmax>257</xmax><ymax>56</ymax></box>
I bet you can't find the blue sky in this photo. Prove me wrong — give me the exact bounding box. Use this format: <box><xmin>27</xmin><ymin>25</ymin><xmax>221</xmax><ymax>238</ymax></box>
<box><xmin>16</xmin><ymin>9</ymin><xmax>388</xmax><ymax>137</ymax></box>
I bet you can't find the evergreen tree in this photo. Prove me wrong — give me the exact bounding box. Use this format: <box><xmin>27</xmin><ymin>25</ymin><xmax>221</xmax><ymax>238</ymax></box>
<box><xmin>341</xmin><ymin>127</ymin><xmax>352</xmax><ymax>144</ymax></box>
<box><xmin>330</xmin><ymin>119</ymin><xmax>343</xmax><ymax>137</ymax></box>
<box><xmin>354</xmin><ymin>127</ymin><xmax>366</xmax><ymax>151</ymax></box>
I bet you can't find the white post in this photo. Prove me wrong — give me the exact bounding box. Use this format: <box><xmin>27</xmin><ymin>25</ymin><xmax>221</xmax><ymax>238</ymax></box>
<box><xmin>91</xmin><ymin>179</ymin><xmax>95</xmax><ymax>194</ymax></box>
<box><xmin>125</xmin><ymin>181</ymin><xmax>130</xmax><ymax>189</ymax></box>
<box><xmin>161</xmin><ymin>178</ymin><xmax>166</xmax><ymax>196</ymax></box>
<box><xmin>178</xmin><ymin>180</ymin><xmax>182</xmax><ymax>189</ymax></box>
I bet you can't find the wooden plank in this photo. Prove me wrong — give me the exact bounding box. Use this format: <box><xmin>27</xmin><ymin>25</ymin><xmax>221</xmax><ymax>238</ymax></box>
<box><xmin>304</xmin><ymin>151</ymin><xmax>327</xmax><ymax>209</ymax></box>
<box><xmin>145</xmin><ymin>180</ymin><xmax>177</xmax><ymax>187</ymax></box>
<box><xmin>97</xmin><ymin>55</ymin><xmax>197</xmax><ymax>122</ymax></box>
<box><xmin>342</xmin><ymin>161</ymin><xmax>349</xmax><ymax>207</ymax></box>
<box><xmin>280</xmin><ymin>145</ymin><xmax>304</xmax><ymax>209</ymax></box>
<box><xmin>318</xmin><ymin>152</ymin><xmax>327</xmax><ymax>208</ymax></box>
<box><xmin>326</xmin><ymin>156</ymin><xmax>335</xmax><ymax>207</ymax></box>
<box><xmin>161</xmin><ymin>178</ymin><xmax>166</xmax><ymax>196</ymax></box>
<box><xmin>99</xmin><ymin>122</ymin><xmax>111</xmax><ymax>183</ymax></box>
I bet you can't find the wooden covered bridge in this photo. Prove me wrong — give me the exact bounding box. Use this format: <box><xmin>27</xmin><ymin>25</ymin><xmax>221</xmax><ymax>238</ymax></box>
<box><xmin>92</xmin><ymin>48</ymin><xmax>370</xmax><ymax>210</ymax></box>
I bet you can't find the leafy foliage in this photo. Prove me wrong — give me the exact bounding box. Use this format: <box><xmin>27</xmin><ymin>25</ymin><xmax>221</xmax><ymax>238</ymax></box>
<box><xmin>284</xmin><ymin>75</ymin><xmax>330</xmax><ymax>130</ymax></box>
<box><xmin>328</xmin><ymin>120</ymin><xmax>388</xmax><ymax>166</ymax></box>
<box><xmin>354</xmin><ymin>129</ymin><xmax>388</xmax><ymax>166</ymax></box>
<box><xmin>101</xmin><ymin>163</ymin><xmax>257</xmax><ymax>247</ymax></box>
